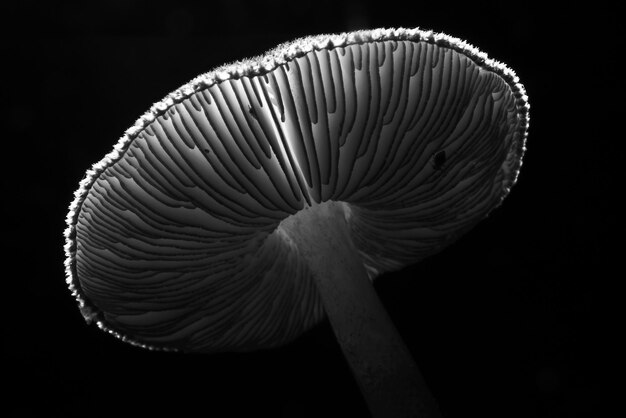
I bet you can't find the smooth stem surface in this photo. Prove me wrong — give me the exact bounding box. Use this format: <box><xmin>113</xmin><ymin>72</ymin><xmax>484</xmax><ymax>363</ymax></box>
<box><xmin>280</xmin><ymin>202</ymin><xmax>442</xmax><ymax>418</ymax></box>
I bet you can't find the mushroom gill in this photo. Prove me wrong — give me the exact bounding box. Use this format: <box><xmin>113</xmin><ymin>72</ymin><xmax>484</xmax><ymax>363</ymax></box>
<box><xmin>64</xmin><ymin>29</ymin><xmax>528</xmax><ymax>418</ymax></box>
<box><xmin>65</xmin><ymin>28</ymin><xmax>528</xmax><ymax>353</ymax></box>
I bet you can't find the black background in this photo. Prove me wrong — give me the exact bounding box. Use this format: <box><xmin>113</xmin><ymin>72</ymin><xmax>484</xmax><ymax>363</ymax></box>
<box><xmin>5</xmin><ymin>1</ymin><xmax>618</xmax><ymax>417</ymax></box>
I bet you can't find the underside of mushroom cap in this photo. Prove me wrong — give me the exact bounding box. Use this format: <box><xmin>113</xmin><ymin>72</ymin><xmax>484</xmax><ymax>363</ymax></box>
<box><xmin>64</xmin><ymin>27</ymin><xmax>529</xmax><ymax>352</ymax></box>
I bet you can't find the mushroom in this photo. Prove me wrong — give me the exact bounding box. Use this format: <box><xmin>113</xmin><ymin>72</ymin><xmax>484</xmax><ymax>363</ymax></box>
<box><xmin>64</xmin><ymin>27</ymin><xmax>529</xmax><ymax>417</ymax></box>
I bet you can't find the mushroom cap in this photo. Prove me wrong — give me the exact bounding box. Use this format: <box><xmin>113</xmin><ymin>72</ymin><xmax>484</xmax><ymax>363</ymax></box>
<box><xmin>64</xmin><ymin>27</ymin><xmax>529</xmax><ymax>352</ymax></box>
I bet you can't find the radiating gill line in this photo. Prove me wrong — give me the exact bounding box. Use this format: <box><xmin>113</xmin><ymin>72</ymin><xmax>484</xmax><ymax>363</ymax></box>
<box><xmin>375</xmin><ymin>41</ymin><xmax>411</xmax><ymax>183</ymax></box>
<box><xmin>318</xmin><ymin>49</ymin><xmax>337</xmax><ymax>114</ymax></box>
<box><xmin>151</xmin><ymin>108</ymin><xmax>266</xmax><ymax>224</ymax></box>
<box><xmin>232</xmin><ymin>77</ymin><xmax>306</xmax><ymax>214</ymax></box>
<box><xmin>247</xmin><ymin>76</ymin><xmax>304</xmax><ymax>210</ymax></box>
<box><xmin>286</xmin><ymin>59</ymin><xmax>322</xmax><ymax>202</ymax></box>
<box><xmin>310</xmin><ymin>50</ymin><xmax>337</xmax><ymax>199</ymax></box>
<box><xmin>274</xmin><ymin>65</ymin><xmax>314</xmax><ymax>190</ymax></box>
<box><xmin>202</xmin><ymin>86</ymin><xmax>289</xmax><ymax>216</ymax></box>
<box><xmin>259</xmin><ymin>69</ymin><xmax>314</xmax><ymax>205</ymax></box>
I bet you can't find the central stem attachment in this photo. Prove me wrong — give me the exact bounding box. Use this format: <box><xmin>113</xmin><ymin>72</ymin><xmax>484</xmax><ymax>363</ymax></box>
<box><xmin>278</xmin><ymin>201</ymin><xmax>441</xmax><ymax>418</ymax></box>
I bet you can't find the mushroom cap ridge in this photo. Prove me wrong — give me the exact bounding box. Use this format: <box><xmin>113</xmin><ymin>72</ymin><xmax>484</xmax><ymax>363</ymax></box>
<box><xmin>64</xmin><ymin>27</ymin><xmax>529</xmax><ymax>352</ymax></box>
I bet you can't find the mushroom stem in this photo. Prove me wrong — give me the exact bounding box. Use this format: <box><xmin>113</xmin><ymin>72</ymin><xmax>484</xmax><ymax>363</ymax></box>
<box><xmin>280</xmin><ymin>201</ymin><xmax>442</xmax><ymax>418</ymax></box>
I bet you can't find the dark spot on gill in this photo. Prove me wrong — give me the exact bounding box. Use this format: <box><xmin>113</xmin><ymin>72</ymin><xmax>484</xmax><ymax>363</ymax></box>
<box><xmin>248</xmin><ymin>105</ymin><xmax>258</xmax><ymax>120</ymax></box>
<box><xmin>431</xmin><ymin>150</ymin><xmax>446</xmax><ymax>170</ymax></box>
